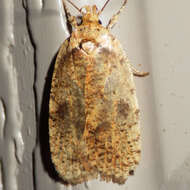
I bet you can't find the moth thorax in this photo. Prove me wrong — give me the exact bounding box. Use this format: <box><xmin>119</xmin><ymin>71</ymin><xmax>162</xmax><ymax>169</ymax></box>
<box><xmin>81</xmin><ymin>41</ymin><xmax>96</xmax><ymax>54</ymax></box>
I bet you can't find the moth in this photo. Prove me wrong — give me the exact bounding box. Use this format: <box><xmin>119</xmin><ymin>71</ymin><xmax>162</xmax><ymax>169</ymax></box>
<box><xmin>49</xmin><ymin>0</ymin><xmax>148</xmax><ymax>185</ymax></box>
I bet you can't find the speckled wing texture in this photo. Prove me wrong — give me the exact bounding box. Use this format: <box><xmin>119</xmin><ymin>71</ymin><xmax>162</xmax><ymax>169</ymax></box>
<box><xmin>49</xmin><ymin>23</ymin><xmax>141</xmax><ymax>185</ymax></box>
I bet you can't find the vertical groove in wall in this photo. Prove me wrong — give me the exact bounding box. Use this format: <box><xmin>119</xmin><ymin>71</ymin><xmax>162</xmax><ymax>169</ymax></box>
<box><xmin>21</xmin><ymin>0</ymin><xmax>38</xmax><ymax>124</ymax></box>
<box><xmin>21</xmin><ymin>1</ymin><xmax>38</xmax><ymax>190</ymax></box>
<box><xmin>13</xmin><ymin>0</ymin><xmax>39</xmax><ymax>189</ymax></box>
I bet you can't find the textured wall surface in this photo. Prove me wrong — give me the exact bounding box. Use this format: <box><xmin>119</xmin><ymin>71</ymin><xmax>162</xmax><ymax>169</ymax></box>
<box><xmin>0</xmin><ymin>0</ymin><xmax>190</xmax><ymax>190</ymax></box>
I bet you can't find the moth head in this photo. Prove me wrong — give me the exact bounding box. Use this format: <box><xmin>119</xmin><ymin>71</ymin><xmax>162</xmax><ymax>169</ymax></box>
<box><xmin>80</xmin><ymin>5</ymin><xmax>101</xmax><ymax>25</ymax></box>
<box><xmin>63</xmin><ymin>0</ymin><xmax>107</xmax><ymax>26</ymax></box>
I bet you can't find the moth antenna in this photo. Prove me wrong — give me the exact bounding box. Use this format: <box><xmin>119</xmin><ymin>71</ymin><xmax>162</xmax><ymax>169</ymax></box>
<box><xmin>62</xmin><ymin>0</ymin><xmax>78</xmax><ymax>29</ymax></box>
<box><xmin>106</xmin><ymin>0</ymin><xmax>128</xmax><ymax>30</ymax></box>
<box><xmin>99</xmin><ymin>0</ymin><xmax>111</xmax><ymax>15</ymax></box>
<box><xmin>64</xmin><ymin>0</ymin><xmax>81</xmax><ymax>13</ymax></box>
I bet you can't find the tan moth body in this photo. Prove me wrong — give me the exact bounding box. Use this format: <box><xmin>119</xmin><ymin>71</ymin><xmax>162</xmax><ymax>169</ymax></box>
<box><xmin>49</xmin><ymin>0</ymin><xmax>147</xmax><ymax>185</ymax></box>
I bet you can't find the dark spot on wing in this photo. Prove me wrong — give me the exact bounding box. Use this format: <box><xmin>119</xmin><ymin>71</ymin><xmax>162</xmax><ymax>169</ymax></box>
<box><xmin>57</xmin><ymin>102</ymin><xmax>68</xmax><ymax>119</ymax></box>
<box><xmin>117</xmin><ymin>99</ymin><xmax>130</xmax><ymax>118</ymax></box>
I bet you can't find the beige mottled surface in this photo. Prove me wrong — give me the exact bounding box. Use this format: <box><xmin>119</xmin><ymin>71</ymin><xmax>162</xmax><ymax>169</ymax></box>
<box><xmin>49</xmin><ymin>5</ymin><xmax>140</xmax><ymax>185</ymax></box>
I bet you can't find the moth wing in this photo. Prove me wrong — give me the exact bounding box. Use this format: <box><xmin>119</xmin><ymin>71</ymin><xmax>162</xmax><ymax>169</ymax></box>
<box><xmin>49</xmin><ymin>33</ymin><xmax>141</xmax><ymax>185</ymax></box>
<box><xmin>83</xmin><ymin>35</ymin><xmax>141</xmax><ymax>184</ymax></box>
<box><xmin>49</xmin><ymin>39</ymin><xmax>97</xmax><ymax>184</ymax></box>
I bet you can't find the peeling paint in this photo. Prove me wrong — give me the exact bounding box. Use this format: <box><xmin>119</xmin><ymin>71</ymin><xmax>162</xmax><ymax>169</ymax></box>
<box><xmin>0</xmin><ymin>160</ymin><xmax>3</xmax><ymax>190</ymax></box>
<box><xmin>14</xmin><ymin>133</ymin><xmax>24</xmax><ymax>164</ymax></box>
<box><xmin>0</xmin><ymin>99</ymin><xmax>6</xmax><ymax>140</ymax></box>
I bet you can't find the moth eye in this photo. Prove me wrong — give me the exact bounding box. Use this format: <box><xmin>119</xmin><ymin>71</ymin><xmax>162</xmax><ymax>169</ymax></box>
<box><xmin>76</xmin><ymin>16</ymin><xmax>83</xmax><ymax>26</ymax></box>
<box><xmin>98</xmin><ymin>19</ymin><xmax>102</xmax><ymax>25</ymax></box>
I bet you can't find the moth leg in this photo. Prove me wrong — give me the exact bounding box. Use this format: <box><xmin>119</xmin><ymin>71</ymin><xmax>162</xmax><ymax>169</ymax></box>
<box><xmin>62</xmin><ymin>0</ymin><xmax>77</xmax><ymax>29</ymax></box>
<box><xmin>130</xmin><ymin>65</ymin><xmax>149</xmax><ymax>77</ymax></box>
<box><xmin>106</xmin><ymin>0</ymin><xmax>128</xmax><ymax>30</ymax></box>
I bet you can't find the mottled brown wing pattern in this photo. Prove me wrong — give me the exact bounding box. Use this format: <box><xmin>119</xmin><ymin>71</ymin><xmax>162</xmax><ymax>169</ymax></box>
<box><xmin>49</xmin><ymin>31</ymin><xmax>141</xmax><ymax>184</ymax></box>
<box><xmin>49</xmin><ymin>39</ymin><xmax>96</xmax><ymax>183</ymax></box>
<box><xmin>49</xmin><ymin>4</ymin><xmax>141</xmax><ymax>185</ymax></box>
<box><xmin>82</xmin><ymin>34</ymin><xmax>141</xmax><ymax>184</ymax></box>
